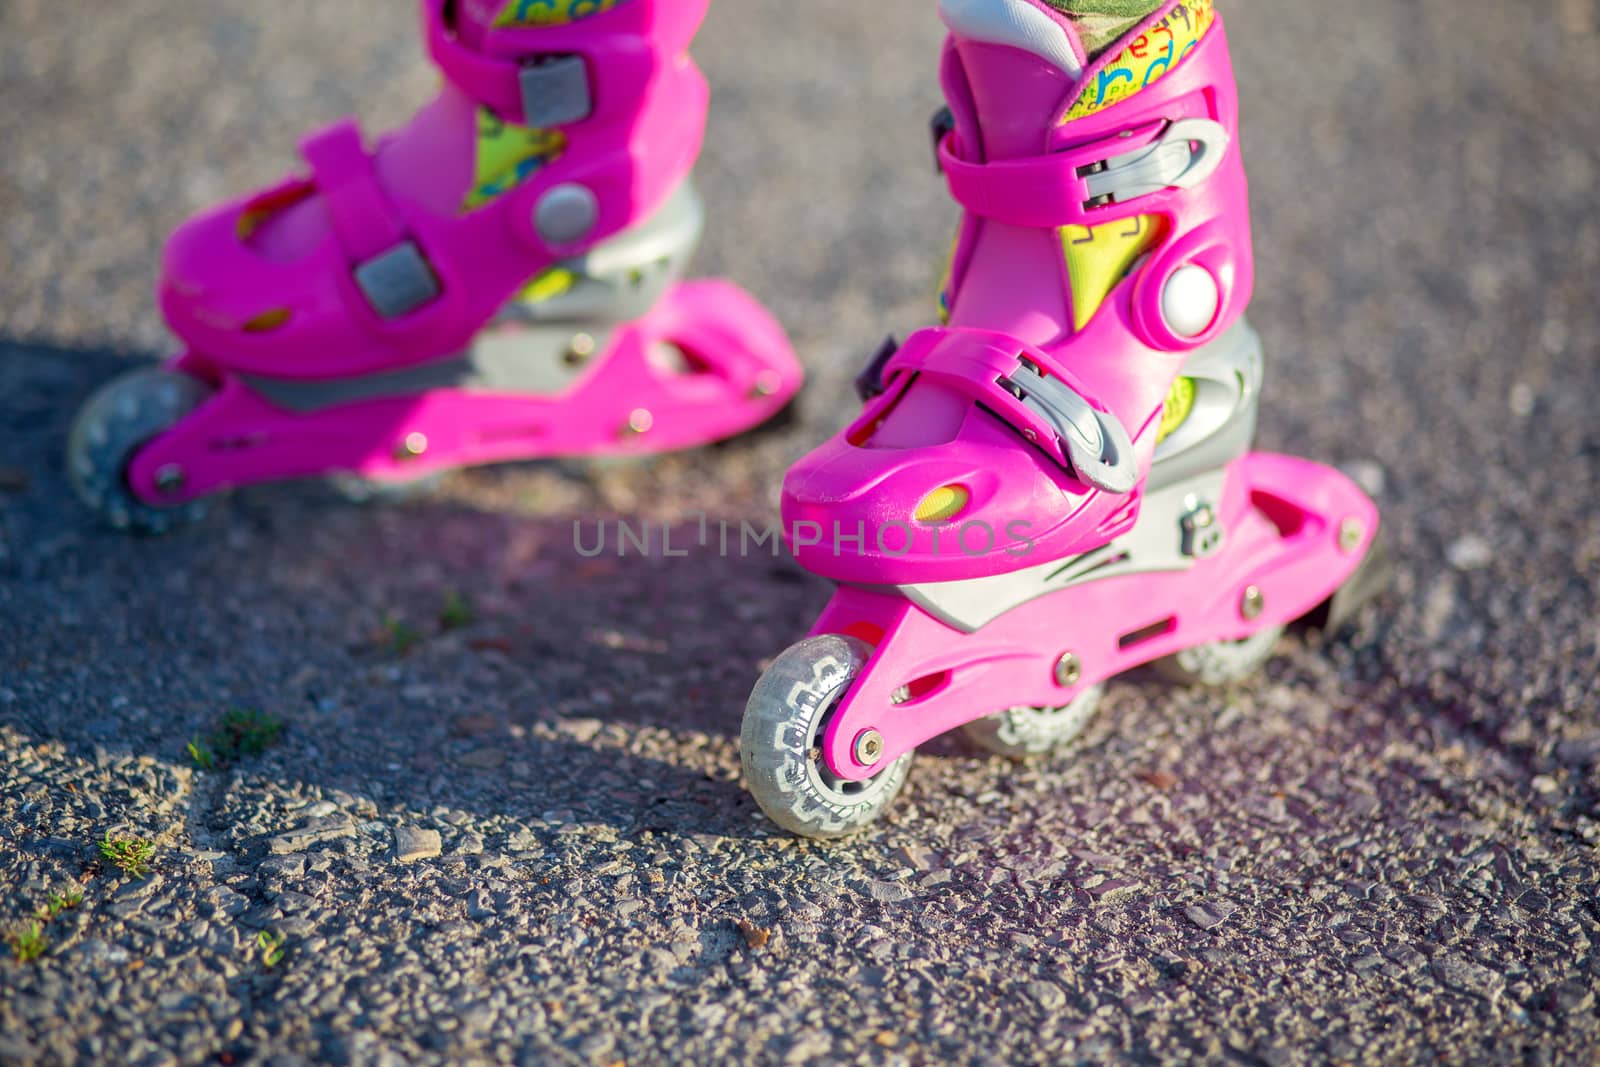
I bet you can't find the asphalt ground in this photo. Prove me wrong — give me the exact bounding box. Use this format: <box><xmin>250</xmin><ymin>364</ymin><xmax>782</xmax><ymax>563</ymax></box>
<box><xmin>2</xmin><ymin>0</ymin><xmax>1599</xmax><ymax>1064</ymax></box>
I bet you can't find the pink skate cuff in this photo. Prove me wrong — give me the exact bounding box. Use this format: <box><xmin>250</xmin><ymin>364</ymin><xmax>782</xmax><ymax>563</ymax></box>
<box><xmin>421</xmin><ymin>0</ymin><xmax>657</xmax><ymax>128</ymax></box>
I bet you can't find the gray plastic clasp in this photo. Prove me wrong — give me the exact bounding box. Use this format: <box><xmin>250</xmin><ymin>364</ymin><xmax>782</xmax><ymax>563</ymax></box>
<box><xmin>519</xmin><ymin>55</ymin><xmax>592</xmax><ymax>128</ymax></box>
<box><xmin>354</xmin><ymin>242</ymin><xmax>441</xmax><ymax>320</ymax></box>
<box><xmin>855</xmin><ymin>335</ymin><xmax>901</xmax><ymax>402</ymax></box>
<box><xmin>929</xmin><ymin>105</ymin><xmax>955</xmax><ymax>174</ymax></box>
<box><xmin>1081</xmin><ymin>118</ymin><xmax>1229</xmax><ymax>207</ymax></box>
<box><xmin>1007</xmin><ymin>360</ymin><xmax>1137</xmax><ymax>495</ymax></box>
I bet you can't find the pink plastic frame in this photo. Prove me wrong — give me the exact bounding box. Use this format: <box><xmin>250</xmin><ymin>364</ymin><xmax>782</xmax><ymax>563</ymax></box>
<box><xmin>811</xmin><ymin>452</ymin><xmax>1381</xmax><ymax>781</ymax></box>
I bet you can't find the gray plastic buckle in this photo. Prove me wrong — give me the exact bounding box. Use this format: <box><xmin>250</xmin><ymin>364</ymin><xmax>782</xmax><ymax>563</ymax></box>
<box><xmin>354</xmin><ymin>242</ymin><xmax>441</xmax><ymax>320</ymax></box>
<box><xmin>1003</xmin><ymin>359</ymin><xmax>1137</xmax><ymax>494</ymax></box>
<box><xmin>929</xmin><ymin>105</ymin><xmax>955</xmax><ymax>174</ymax></box>
<box><xmin>1080</xmin><ymin>118</ymin><xmax>1229</xmax><ymax>208</ymax></box>
<box><xmin>855</xmin><ymin>335</ymin><xmax>901</xmax><ymax>402</ymax></box>
<box><xmin>519</xmin><ymin>55</ymin><xmax>592</xmax><ymax>128</ymax></box>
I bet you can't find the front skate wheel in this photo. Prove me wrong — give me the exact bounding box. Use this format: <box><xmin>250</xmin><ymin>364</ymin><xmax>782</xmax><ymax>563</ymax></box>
<box><xmin>741</xmin><ymin>635</ymin><xmax>913</xmax><ymax>840</ymax></box>
<box><xmin>67</xmin><ymin>367</ymin><xmax>214</xmax><ymax>533</ymax></box>
<box><xmin>1152</xmin><ymin>625</ymin><xmax>1286</xmax><ymax>687</ymax></box>
<box><xmin>961</xmin><ymin>685</ymin><xmax>1105</xmax><ymax>760</ymax></box>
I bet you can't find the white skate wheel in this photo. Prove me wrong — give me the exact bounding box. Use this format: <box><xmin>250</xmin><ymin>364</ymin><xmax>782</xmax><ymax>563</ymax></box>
<box><xmin>535</xmin><ymin>184</ymin><xmax>599</xmax><ymax>245</ymax></box>
<box><xmin>1162</xmin><ymin>264</ymin><xmax>1220</xmax><ymax>337</ymax></box>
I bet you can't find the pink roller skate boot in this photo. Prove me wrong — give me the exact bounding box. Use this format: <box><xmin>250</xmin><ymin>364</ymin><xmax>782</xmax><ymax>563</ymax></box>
<box><xmin>741</xmin><ymin>0</ymin><xmax>1388</xmax><ymax>838</ymax></box>
<box><xmin>68</xmin><ymin>0</ymin><xmax>803</xmax><ymax>532</ymax></box>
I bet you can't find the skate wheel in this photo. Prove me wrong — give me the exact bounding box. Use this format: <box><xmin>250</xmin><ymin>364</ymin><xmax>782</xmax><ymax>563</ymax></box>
<box><xmin>961</xmin><ymin>685</ymin><xmax>1105</xmax><ymax>760</ymax></box>
<box><xmin>1301</xmin><ymin>528</ymin><xmax>1391</xmax><ymax>634</ymax></box>
<box><xmin>326</xmin><ymin>472</ymin><xmax>445</xmax><ymax>506</ymax></box>
<box><xmin>1152</xmin><ymin>625</ymin><xmax>1286</xmax><ymax>687</ymax></box>
<box><xmin>741</xmin><ymin>635</ymin><xmax>912</xmax><ymax>840</ymax></box>
<box><xmin>67</xmin><ymin>366</ymin><xmax>214</xmax><ymax>534</ymax></box>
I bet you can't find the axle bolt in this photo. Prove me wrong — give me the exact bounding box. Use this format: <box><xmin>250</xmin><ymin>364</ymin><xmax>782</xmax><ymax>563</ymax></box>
<box><xmin>854</xmin><ymin>729</ymin><xmax>886</xmax><ymax>767</ymax></box>
<box><xmin>564</xmin><ymin>332</ymin><xmax>597</xmax><ymax>366</ymax></box>
<box><xmin>1054</xmin><ymin>652</ymin><xmax>1083</xmax><ymax>687</ymax></box>
<box><xmin>1338</xmin><ymin>517</ymin><xmax>1365</xmax><ymax>554</ymax></box>
<box><xmin>153</xmin><ymin>465</ymin><xmax>186</xmax><ymax>495</ymax></box>
<box><xmin>751</xmin><ymin>369</ymin><xmax>782</xmax><ymax>398</ymax></box>
<box><xmin>396</xmin><ymin>432</ymin><xmax>429</xmax><ymax>459</ymax></box>
<box><xmin>1241</xmin><ymin>585</ymin><xmax>1266</xmax><ymax>620</ymax></box>
<box><xmin>622</xmin><ymin>408</ymin><xmax>655</xmax><ymax>436</ymax></box>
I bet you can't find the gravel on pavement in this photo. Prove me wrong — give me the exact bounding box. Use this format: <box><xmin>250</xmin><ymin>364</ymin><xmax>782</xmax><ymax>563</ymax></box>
<box><xmin>2</xmin><ymin>1</ymin><xmax>1599</xmax><ymax>1064</ymax></box>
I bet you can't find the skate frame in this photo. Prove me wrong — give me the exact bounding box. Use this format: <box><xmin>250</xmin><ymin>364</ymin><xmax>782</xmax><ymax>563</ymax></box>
<box><xmin>809</xmin><ymin>451</ymin><xmax>1380</xmax><ymax>782</ymax></box>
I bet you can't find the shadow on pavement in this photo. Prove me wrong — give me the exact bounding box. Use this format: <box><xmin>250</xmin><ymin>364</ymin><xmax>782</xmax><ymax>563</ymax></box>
<box><xmin>0</xmin><ymin>337</ymin><xmax>834</xmax><ymax>845</ymax></box>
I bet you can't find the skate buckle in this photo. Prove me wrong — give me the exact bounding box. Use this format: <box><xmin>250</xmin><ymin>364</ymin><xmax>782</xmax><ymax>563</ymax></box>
<box><xmin>354</xmin><ymin>241</ymin><xmax>442</xmax><ymax>320</ymax></box>
<box><xmin>1179</xmin><ymin>499</ymin><xmax>1224</xmax><ymax>558</ymax></box>
<box><xmin>999</xmin><ymin>359</ymin><xmax>1137</xmax><ymax>495</ymax></box>
<box><xmin>1078</xmin><ymin>118</ymin><xmax>1229</xmax><ymax>209</ymax></box>
<box><xmin>929</xmin><ymin>106</ymin><xmax>956</xmax><ymax>174</ymax></box>
<box><xmin>518</xmin><ymin>55</ymin><xmax>592</xmax><ymax>128</ymax></box>
<box><xmin>854</xmin><ymin>335</ymin><xmax>901</xmax><ymax>402</ymax></box>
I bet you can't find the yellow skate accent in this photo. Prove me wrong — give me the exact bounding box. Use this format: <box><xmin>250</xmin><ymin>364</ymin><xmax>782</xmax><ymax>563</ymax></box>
<box><xmin>1063</xmin><ymin>0</ymin><xmax>1216</xmax><ymax>122</ymax></box>
<box><xmin>1156</xmin><ymin>375</ymin><xmax>1196</xmax><ymax>443</ymax></box>
<box><xmin>916</xmin><ymin>485</ymin><xmax>970</xmax><ymax>524</ymax></box>
<box><xmin>936</xmin><ymin>231</ymin><xmax>960</xmax><ymax>324</ymax></box>
<box><xmin>1059</xmin><ymin>214</ymin><xmax>1165</xmax><ymax>331</ymax></box>
<box><xmin>517</xmin><ymin>267</ymin><xmax>578</xmax><ymax>304</ymax></box>
<box><xmin>494</xmin><ymin>0</ymin><xmax>627</xmax><ymax>28</ymax></box>
<box><xmin>462</xmin><ymin>110</ymin><xmax>567</xmax><ymax>212</ymax></box>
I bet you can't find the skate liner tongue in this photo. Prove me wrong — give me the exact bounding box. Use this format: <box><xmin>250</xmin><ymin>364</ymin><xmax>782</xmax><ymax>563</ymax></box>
<box><xmin>454</xmin><ymin>0</ymin><xmax>629</xmax><ymax>49</ymax></box>
<box><xmin>1039</xmin><ymin>0</ymin><xmax>1165</xmax><ymax>58</ymax></box>
<box><xmin>939</xmin><ymin>0</ymin><xmax>1089</xmax><ymax>78</ymax></box>
<box><xmin>1063</xmin><ymin>0</ymin><xmax>1216</xmax><ymax>122</ymax></box>
<box><xmin>939</xmin><ymin>0</ymin><xmax>1217</xmax><ymax>153</ymax></box>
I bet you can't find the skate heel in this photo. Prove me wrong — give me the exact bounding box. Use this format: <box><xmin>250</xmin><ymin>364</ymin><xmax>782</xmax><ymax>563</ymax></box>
<box><xmin>1148</xmin><ymin>317</ymin><xmax>1263</xmax><ymax>491</ymax></box>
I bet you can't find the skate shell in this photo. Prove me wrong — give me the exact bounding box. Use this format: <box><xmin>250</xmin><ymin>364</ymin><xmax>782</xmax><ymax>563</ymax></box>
<box><xmin>782</xmin><ymin>19</ymin><xmax>1254</xmax><ymax>586</ymax></box>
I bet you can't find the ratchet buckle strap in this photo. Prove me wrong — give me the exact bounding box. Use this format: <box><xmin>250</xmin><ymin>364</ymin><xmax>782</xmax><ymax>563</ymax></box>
<box><xmin>876</xmin><ymin>329</ymin><xmax>1138</xmax><ymax>495</ymax></box>
<box><xmin>937</xmin><ymin>117</ymin><xmax>1230</xmax><ymax>229</ymax></box>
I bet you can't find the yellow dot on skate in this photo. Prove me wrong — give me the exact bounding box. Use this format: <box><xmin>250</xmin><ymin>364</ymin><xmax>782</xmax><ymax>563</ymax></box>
<box><xmin>242</xmin><ymin>308</ymin><xmax>292</xmax><ymax>333</ymax></box>
<box><xmin>915</xmin><ymin>485</ymin><xmax>969</xmax><ymax>524</ymax></box>
<box><xmin>1157</xmin><ymin>376</ymin><xmax>1197</xmax><ymax>444</ymax></box>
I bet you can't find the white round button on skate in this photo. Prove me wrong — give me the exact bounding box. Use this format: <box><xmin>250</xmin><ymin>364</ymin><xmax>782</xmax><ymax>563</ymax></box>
<box><xmin>535</xmin><ymin>184</ymin><xmax>599</xmax><ymax>245</ymax></box>
<box><xmin>1162</xmin><ymin>264</ymin><xmax>1220</xmax><ymax>337</ymax></box>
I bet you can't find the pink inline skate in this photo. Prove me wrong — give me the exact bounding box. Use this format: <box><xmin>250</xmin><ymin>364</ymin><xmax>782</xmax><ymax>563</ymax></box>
<box><xmin>741</xmin><ymin>0</ymin><xmax>1387</xmax><ymax>838</ymax></box>
<box><xmin>68</xmin><ymin>0</ymin><xmax>803</xmax><ymax>532</ymax></box>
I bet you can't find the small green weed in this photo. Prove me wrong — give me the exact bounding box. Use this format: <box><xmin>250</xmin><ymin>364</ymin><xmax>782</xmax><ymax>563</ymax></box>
<box><xmin>256</xmin><ymin>930</ymin><xmax>287</xmax><ymax>969</ymax></box>
<box><xmin>381</xmin><ymin>616</ymin><xmax>424</xmax><ymax>656</ymax></box>
<box><xmin>98</xmin><ymin>831</ymin><xmax>157</xmax><ymax>878</ymax></box>
<box><xmin>438</xmin><ymin>591</ymin><xmax>474</xmax><ymax>631</ymax></box>
<box><xmin>37</xmin><ymin>889</ymin><xmax>83</xmax><ymax>921</ymax></box>
<box><xmin>188</xmin><ymin>708</ymin><xmax>285</xmax><ymax>770</ymax></box>
<box><xmin>5</xmin><ymin>921</ymin><xmax>48</xmax><ymax>964</ymax></box>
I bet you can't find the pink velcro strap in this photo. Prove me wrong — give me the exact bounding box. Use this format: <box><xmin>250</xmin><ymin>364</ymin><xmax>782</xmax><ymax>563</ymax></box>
<box><xmin>881</xmin><ymin>330</ymin><xmax>1074</xmax><ymax>470</ymax></box>
<box><xmin>939</xmin><ymin>119</ymin><xmax>1177</xmax><ymax>229</ymax></box>
<box><xmin>939</xmin><ymin>133</ymin><xmax>1097</xmax><ymax>229</ymax></box>
<box><xmin>423</xmin><ymin>0</ymin><xmax>526</xmax><ymax>121</ymax></box>
<box><xmin>298</xmin><ymin>119</ymin><xmax>408</xmax><ymax>264</ymax></box>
